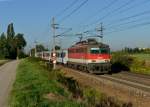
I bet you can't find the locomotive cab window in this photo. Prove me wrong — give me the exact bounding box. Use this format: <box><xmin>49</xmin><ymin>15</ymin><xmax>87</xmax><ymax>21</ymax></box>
<box><xmin>90</xmin><ymin>48</ymin><xmax>99</xmax><ymax>54</ymax></box>
<box><xmin>90</xmin><ymin>48</ymin><xmax>109</xmax><ymax>54</ymax></box>
<box><xmin>100</xmin><ymin>48</ymin><xmax>109</xmax><ymax>54</ymax></box>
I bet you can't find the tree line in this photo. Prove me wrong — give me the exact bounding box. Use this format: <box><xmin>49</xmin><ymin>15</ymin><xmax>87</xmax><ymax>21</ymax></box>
<box><xmin>121</xmin><ymin>47</ymin><xmax>150</xmax><ymax>54</ymax></box>
<box><xmin>0</xmin><ymin>23</ymin><xmax>26</xmax><ymax>59</ymax></box>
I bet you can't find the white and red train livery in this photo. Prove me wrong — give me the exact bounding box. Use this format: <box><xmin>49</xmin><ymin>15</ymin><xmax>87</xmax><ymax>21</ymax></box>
<box><xmin>36</xmin><ymin>38</ymin><xmax>111</xmax><ymax>73</ymax></box>
<box><xmin>67</xmin><ymin>38</ymin><xmax>111</xmax><ymax>73</ymax></box>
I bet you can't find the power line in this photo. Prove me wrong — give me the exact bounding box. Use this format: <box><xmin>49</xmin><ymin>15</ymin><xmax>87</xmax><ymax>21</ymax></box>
<box><xmin>104</xmin><ymin>0</ymin><xmax>136</xmax><ymax>18</ymax></box>
<box><xmin>56</xmin><ymin>28</ymin><xmax>72</xmax><ymax>37</ymax></box>
<box><xmin>117</xmin><ymin>0</ymin><xmax>150</xmax><ymax>14</ymax></box>
<box><xmin>106</xmin><ymin>21</ymin><xmax>150</xmax><ymax>35</ymax></box>
<box><xmin>107</xmin><ymin>16</ymin><xmax>150</xmax><ymax>30</ymax></box>
<box><xmin>106</xmin><ymin>10</ymin><xmax>150</xmax><ymax>26</ymax></box>
<box><xmin>58</xmin><ymin>0</ymin><xmax>89</xmax><ymax>23</ymax></box>
<box><xmin>105</xmin><ymin>0</ymin><xmax>150</xmax><ymax>26</ymax></box>
<box><xmin>79</xmin><ymin>0</ymin><xmax>117</xmax><ymax>26</ymax></box>
<box><xmin>82</xmin><ymin>0</ymin><xmax>119</xmax><ymax>28</ymax></box>
<box><xmin>82</xmin><ymin>10</ymin><xmax>150</xmax><ymax>37</ymax></box>
<box><xmin>55</xmin><ymin>0</ymin><xmax>79</xmax><ymax>17</ymax></box>
<box><xmin>89</xmin><ymin>0</ymin><xmax>135</xmax><ymax>26</ymax></box>
<box><xmin>81</xmin><ymin>0</ymin><xmax>149</xmax><ymax>31</ymax></box>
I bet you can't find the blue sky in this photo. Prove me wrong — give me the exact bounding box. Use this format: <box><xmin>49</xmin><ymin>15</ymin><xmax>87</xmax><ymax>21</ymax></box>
<box><xmin>0</xmin><ymin>0</ymin><xmax>150</xmax><ymax>51</ymax></box>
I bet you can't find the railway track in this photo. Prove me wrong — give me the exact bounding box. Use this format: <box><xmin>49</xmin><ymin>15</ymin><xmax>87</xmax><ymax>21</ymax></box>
<box><xmin>119</xmin><ymin>71</ymin><xmax>150</xmax><ymax>79</ymax></box>
<box><xmin>109</xmin><ymin>72</ymin><xmax>150</xmax><ymax>86</ymax></box>
<box><xmin>59</xmin><ymin>65</ymin><xmax>150</xmax><ymax>95</ymax></box>
<box><xmin>97</xmin><ymin>74</ymin><xmax>150</xmax><ymax>94</ymax></box>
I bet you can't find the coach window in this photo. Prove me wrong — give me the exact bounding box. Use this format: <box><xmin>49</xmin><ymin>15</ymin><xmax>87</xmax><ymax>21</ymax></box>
<box><xmin>83</xmin><ymin>48</ymin><xmax>86</xmax><ymax>53</ymax></box>
<box><xmin>56</xmin><ymin>53</ymin><xmax>60</xmax><ymax>57</ymax></box>
<box><xmin>59</xmin><ymin>53</ymin><xmax>62</xmax><ymax>57</ymax></box>
<box><xmin>76</xmin><ymin>49</ymin><xmax>78</xmax><ymax>53</ymax></box>
<box><xmin>80</xmin><ymin>48</ymin><xmax>83</xmax><ymax>53</ymax></box>
<box><xmin>69</xmin><ymin>49</ymin><xmax>72</xmax><ymax>53</ymax></box>
<box><xmin>61</xmin><ymin>52</ymin><xmax>66</xmax><ymax>58</ymax></box>
<box><xmin>77</xmin><ymin>48</ymin><xmax>83</xmax><ymax>53</ymax></box>
<box><xmin>70</xmin><ymin>49</ymin><xmax>75</xmax><ymax>53</ymax></box>
<box><xmin>76</xmin><ymin>48</ymin><xmax>79</xmax><ymax>53</ymax></box>
<box><xmin>72</xmin><ymin>49</ymin><xmax>74</xmax><ymax>53</ymax></box>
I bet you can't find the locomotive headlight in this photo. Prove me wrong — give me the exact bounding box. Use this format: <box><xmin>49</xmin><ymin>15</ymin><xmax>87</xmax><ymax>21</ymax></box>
<box><xmin>92</xmin><ymin>60</ymin><xmax>96</xmax><ymax>62</ymax></box>
<box><xmin>105</xmin><ymin>59</ymin><xmax>110</xmax><ymax>62</ymax></box>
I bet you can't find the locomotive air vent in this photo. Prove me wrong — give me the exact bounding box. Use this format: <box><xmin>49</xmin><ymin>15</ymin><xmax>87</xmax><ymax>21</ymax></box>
<box><xmin>87</xmin><ymin>38</ymin><xmax>98</xmax><ymax>44</ymax></box>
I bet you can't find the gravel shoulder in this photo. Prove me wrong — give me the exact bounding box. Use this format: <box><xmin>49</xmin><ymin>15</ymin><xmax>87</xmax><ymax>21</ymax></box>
<box><xmin>0</xmin><ymin>60</ymin><xmax>19</xmax><ymax>107</ymax></box>
<box><xmin>59</xmin><ymin>66</ymin><xmax>150</xmax><ymax>107</ymax></box>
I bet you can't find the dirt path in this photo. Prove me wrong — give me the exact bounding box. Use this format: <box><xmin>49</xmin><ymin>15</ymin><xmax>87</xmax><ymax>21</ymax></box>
<box><xmin>0</xmin><ymin>60</ymin><xmax>19</xmax><ymax>107</ymax></box>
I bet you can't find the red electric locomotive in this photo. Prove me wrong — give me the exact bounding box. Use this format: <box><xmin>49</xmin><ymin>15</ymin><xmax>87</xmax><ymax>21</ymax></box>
<box><xmin>67</xmin><ymin>38</ymin><xmax>111</xmax><ymax>73</ymax></box>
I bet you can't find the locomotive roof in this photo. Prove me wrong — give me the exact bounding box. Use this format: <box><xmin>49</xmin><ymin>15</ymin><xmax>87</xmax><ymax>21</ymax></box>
<box><xmin>70</xmin><ymin>38</ymin><xmax>109</xmax><ymax>48</ymax></box>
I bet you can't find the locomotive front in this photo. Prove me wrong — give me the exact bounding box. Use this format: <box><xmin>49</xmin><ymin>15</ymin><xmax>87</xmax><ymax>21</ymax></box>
<box><xmin>68</xmin><ymin>38</ymin><xmax>111</xmax><ymax>74</ymax></box>
<box><xmin>87</xmin><ymin>42</ymin><xmax>111</xmax><ymax>73</ymax></box>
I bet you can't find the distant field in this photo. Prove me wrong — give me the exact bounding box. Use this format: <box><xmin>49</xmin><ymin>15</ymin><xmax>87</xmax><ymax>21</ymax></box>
<box><xmin>130</xmin><ymin>54</ymin><xmax>150</xmax><ymax>75</ymax></box>
<box><xmin>131</xmin><ymin>54</ymin><xmax>150</xmax><ymax>61</ymax></box>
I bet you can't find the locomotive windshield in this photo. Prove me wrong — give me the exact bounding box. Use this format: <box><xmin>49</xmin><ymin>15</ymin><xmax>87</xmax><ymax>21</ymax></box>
<box><xmin>100</xmin><ymin>48</ymin><xmax>109</xmax><ymax>54</ymax></box>
<box><xmin>90</xmin><ymin>48</ymin><xmax>99</xmax><ymax>54</ymax></box>
<box><xmin>90</xmin><ymin>48</ymin><xmax>109</xmax><ymax>54</ymax></box>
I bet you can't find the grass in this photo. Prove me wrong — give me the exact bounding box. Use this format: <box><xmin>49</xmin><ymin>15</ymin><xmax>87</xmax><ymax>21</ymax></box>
<box><xmin>9</xmin><ymin>57</ymin><xmax>132</xmax><ymax>107</ymax></box>
<box><xmin>9</xmin><ymin>58</ymin><xmax>84</xmax><ymax>107</ymax></box>
<box><xmin>0</xmin><ymin>60</ymin><xmax>9</xmax><ymax>66</ymax></box>
<box><xmin>111</xmin><ymin>53</ymin><xmax>150</xmax><ymax>75</ymax></box>
<box><xmin>131</xmin><ymin>53</ymin><xmax>150</xmax><ymax>61</ymax></box>
<box><xmin>130</xmin><ymin>54</ymin><xmax>150</xmax><ymax>75</ymax></box>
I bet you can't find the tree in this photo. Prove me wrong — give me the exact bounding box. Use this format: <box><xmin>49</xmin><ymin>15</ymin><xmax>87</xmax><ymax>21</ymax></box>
<box><xmin>14</xmin><ymin>33</ymin><xmax>27</xmax><ymax>59</ymax></box>
<box><xmin>36</xmin><ymin>44</ymin><xmax>48</xmax><ymax>52</ymax></box>
<box><xmin>51</xmin><ymin>45</ymin><xmax>61</xmax><ymax>51</ymax></box>
<box><xmin>7</xmin><ymin>23</ymin><xmax>15</xmax><ymax>39</ymax></box>
<box><xmin>0</xmin><ymin>33</ymin><xmax>8</xmax><ymax>58</ymax></box>
<box><xmin>15</xmin><ymin>33</ymin><xmax>26</xmax><ymax>49</ymax></box>
<box><xmin>0</xmin><ymin>33</ymin><xmax>7</xmax><ymax>49</ymax></box>
<box><xmin>6</xmin><ymin>23</ymin><xmax>16</xmax><ymax>59</ymax></box>
<box><xmin>0</xmin><ymin>23</ymin><xmax>27</xmax><ymax>59</ymax></box>
<box><xmin>55</xmin><ymin>45</ymin><xmax>61</xmax><ymax>50</ymax></box>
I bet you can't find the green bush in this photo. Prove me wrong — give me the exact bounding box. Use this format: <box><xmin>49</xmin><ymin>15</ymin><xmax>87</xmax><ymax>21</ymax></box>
<box><xmin>111</xmin><ymin>52</ymin><xmax>150</xmax><ymax>75</ymax></box>
<box><xmin>111</xmin><ymin>53</ymin><xmax>134</xmax><ymax>72</ymax></box>
<box><xmin>18</xmin><ymin>51</ymin><xmax>28</xmax><ymax>59</ymax></box>
<box><xmin>130</xmin><ymin>58</ymin><xmax>150</xmax><ymax>75</ymax></box>
<box><xmin>57</xmin><ymin>72</ymin><xmax>83</xmax><ymax>98</ymax></box>
<box><xmin>83</xmin><ymin>88</ymin><xmax>99</xmax><ymax>105</ymax></box>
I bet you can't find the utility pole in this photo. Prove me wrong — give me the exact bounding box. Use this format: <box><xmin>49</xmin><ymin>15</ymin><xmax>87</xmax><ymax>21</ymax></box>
<box><xmin>51</xmin><ymin>17</ymin><xmax>56</xmax><ymax>70</ymax></box>
<box><xmin>96</xmin><ymin>23</ymin><xmax>104</xmax><ymax>43</ymax></box>
<box><xmin>16</xmin><ymin>47</ymin><xmax>19</xmax><ymax>60</ymax></box>
<box><xmin>29</xmin><ymin>46</ymin><xmax>32</xmax><ymax>57</ymax></box>
<box><xmin>34</xmin><ymin>41</ymin><xmax>37</xmax><ymax>57</ymax></box>
<box><xmin>30</xmin><ymin>49</ymin><xmax>32</xmax><ymax>57</ymax></box>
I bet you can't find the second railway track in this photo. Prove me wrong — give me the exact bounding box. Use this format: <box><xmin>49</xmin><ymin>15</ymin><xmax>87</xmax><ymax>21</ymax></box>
<box><xmin>109</xmin><ymin>72</ymin><xmax>150</xmax><ymax>87</ymax></box>
<box><xmin>59</xmin><ymin>65</ymin><xmax>150</xmax><ymax>96</ymax></box>
<box><xmin>97</xmin><ymin>74</ymin><xmax>150</xmax><ymax>94</ymax></box>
